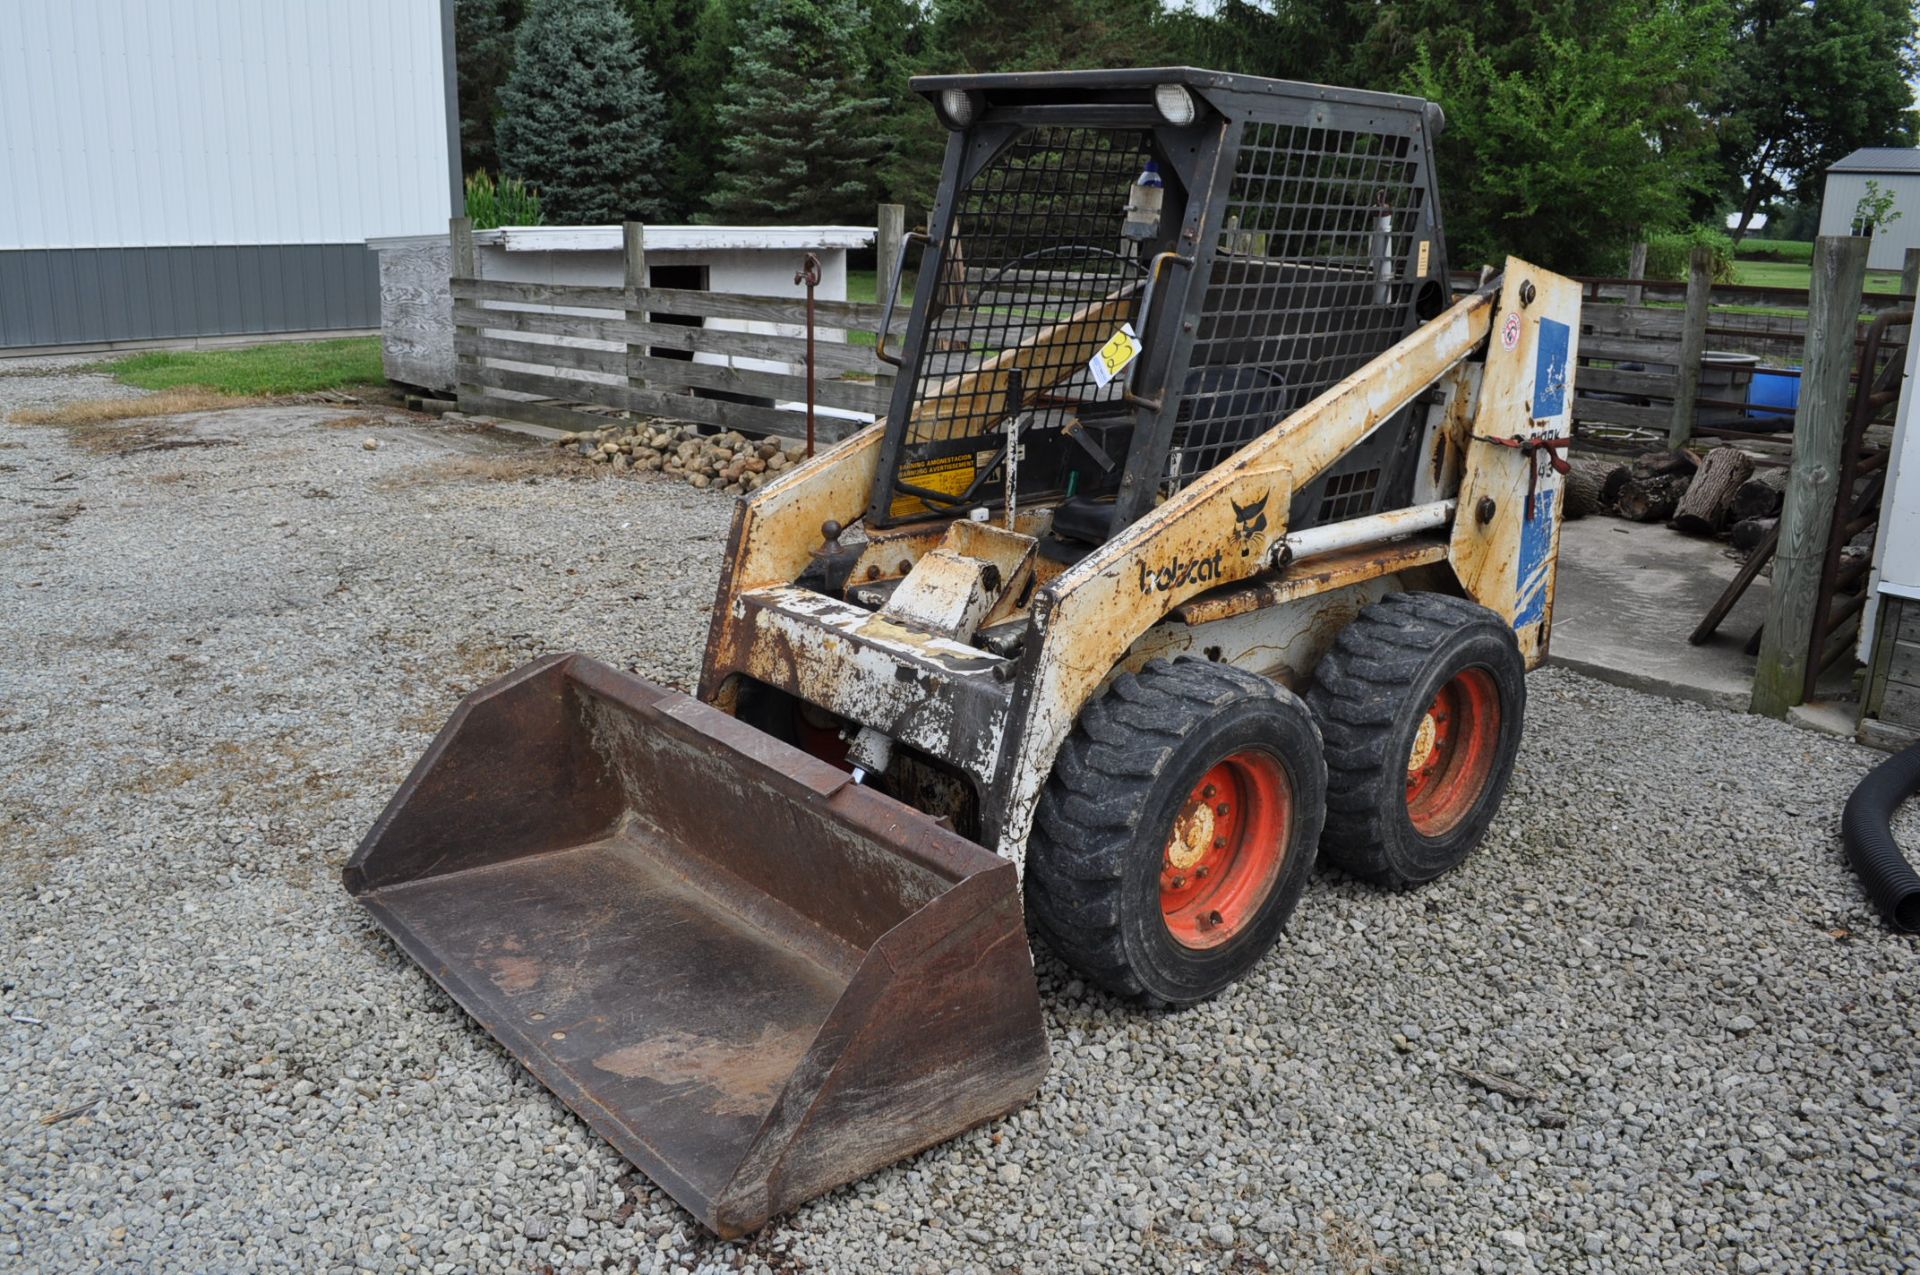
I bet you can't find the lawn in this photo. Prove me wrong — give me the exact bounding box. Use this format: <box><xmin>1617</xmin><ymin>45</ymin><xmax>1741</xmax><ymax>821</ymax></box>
<box><xmin>97</xmin><ymin>336</ymin><xmax>383</xmax><ymax>396</ymax></box>
<box><xmin>1730</xmin><ymin>241</ymin><xmax>1904</xmax><ymax>294</ymax></box>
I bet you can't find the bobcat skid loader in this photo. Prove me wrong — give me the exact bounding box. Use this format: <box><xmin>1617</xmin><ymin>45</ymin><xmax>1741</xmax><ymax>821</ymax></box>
<box><xmin>346</xmin><ymin>67</ymin><xmax>1581</xmax><ymax>1236</ymax></box>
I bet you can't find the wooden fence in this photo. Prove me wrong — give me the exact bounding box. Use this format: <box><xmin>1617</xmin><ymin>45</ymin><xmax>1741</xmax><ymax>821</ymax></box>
<box><xmin>1565</xmin><ymin>244</ymin><xmax>1918</xmax><ymax>454</ymax></box>
<box><xmin>450</xmin><ymin>210</ymin><xmax>907</xmax><ymax>442</ymax></box>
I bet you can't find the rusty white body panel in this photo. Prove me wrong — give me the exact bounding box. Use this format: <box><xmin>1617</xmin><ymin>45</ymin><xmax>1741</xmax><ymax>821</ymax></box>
<box><xmin>1446</xmin><ymin>257</ymin><xmax>1581</xmax><ymax>666</ymax></box>
<box><xmin>1121</xmin><ymin>577</ymin><xmax>1399</xmax><ymax>687</ymax></box>
<box><xmin>699</xmin><ymin>257</ymin><xmax>1580</xmax><ymax>864</ymax></box>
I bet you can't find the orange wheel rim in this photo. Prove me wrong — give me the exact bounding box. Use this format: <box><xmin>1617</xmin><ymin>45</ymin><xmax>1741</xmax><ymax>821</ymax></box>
<box><xmin>1406</xmin><ymin>667</ymin><xmax>1501</xmax><ymax>837</ymax></box>
<box><xmin>1160</xmin><ymin>750</ymin><xmax>1290</xmax><ymax>949</ymax></box>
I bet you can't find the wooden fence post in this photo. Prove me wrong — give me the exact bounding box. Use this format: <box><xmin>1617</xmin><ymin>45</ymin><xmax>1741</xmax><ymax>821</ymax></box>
<box><xmin>1625</xmin><ymin>241</ymin><xmax>1648</xmax><ymax>307</ymax></box>
<box><xmin>1751</xmin><ymin>235</ymin><xmax>1871</xmax><ymax>717</ymax></box>
<box><xmin>1902</xmin><ymin>246</ymin><xmax>1920</xmax><ymax>304</ymax></box>
<box><xmin>624</xmin><ymin>222</ymin><xmax>647</xmax><ymax>401</ymax></box>
<box><xmin>1667</xmin><ymin>243</ymin><xmax>1714</xmax><ymax>449</ymax></box>
<box><xmin>873</xmin><ymin>203</ymin><xmax>905</xmax><ymax>416</ymax></box>
<box><xmin>450</xmin><ymin>215</ymin><xmax>478</xmax><ymax>414</ymax></box>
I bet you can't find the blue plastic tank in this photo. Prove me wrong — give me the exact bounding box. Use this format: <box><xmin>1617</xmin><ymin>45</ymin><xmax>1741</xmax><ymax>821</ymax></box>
<box><xmin>1748</xmin><ymin>368</ymin><xmax>1801</xmax><ymax>422</ymax></box>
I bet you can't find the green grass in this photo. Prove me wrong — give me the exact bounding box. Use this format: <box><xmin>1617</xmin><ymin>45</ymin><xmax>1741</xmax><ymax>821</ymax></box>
<box><xmin>1729</xmin><ymin>240</ymin><xmax>1903</xmax><ymax>294</ymax></box>
<box><xmin>846</xmin><ymin>268</ymin><xmax>918</xmax><ymax>348</ymax></box>
<box><xmin>1736</xmin><ymin>238</ymin><xmax>1814</xmax><ymax>263</ymax></box>
<box><xmin>98</xmin><ymin>337</ymin><xmax>383</xmax><ymax>396</ymax></box>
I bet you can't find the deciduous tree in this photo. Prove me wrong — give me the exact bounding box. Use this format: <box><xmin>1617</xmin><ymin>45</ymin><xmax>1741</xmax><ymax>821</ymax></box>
<box><xmin>1405</xmin><ymin>0</ymin><xmax>1728</xmax><ymax>273</ymax></box>
<box><xmin>1717</xmin><ymin>0</ymin><xmax>1919</xmax><ymax>242</ymax></box>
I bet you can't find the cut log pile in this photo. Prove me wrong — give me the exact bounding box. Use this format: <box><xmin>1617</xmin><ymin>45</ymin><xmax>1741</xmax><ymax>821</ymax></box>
<box><xmin>1569</xmin><ymin>442</ymin><xmax>1785</xmax><ymax>559</ymax></box>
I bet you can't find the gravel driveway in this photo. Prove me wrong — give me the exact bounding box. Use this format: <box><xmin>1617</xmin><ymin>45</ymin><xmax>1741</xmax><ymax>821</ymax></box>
<box><xmin>2</xmin><ymin>378</ymin><xmax>1916</xmax><ymax>1274</ymax></box>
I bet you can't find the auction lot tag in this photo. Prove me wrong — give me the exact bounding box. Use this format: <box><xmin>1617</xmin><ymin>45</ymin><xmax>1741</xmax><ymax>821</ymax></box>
<box><xmin>1088</xmin><ymin>324</ymin><xmax>1140</xmax><ymax>386</ymax></box>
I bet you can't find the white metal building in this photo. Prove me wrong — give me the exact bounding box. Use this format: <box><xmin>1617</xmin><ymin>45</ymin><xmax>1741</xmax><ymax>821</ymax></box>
<box><xmin>0</xmin><ymin>0</ymin><xmax>458</xmax><ymax>350</ymax></box>
<box><xmin>1819</xmin><ymin>147</ymin><xmax>1920</xmax><ymax>272</ymax></box>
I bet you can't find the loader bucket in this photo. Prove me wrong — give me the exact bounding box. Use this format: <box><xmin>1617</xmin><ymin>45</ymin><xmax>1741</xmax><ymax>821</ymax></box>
<box><xmin>343</xmin><ymin>654</ymin><xmax>1049</xmax><ymax>1237</ymax></box>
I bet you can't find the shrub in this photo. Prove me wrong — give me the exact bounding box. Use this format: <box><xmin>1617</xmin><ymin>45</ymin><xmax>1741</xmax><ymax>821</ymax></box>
<box><xmin>464</xmin><ymin>169</ymin><xmax>544</xmax><ymax>230</ymax></box>
<box><xmin>1643</xmin><ymin>226</ymin><xmax>1736</xmax><ymax>284</ymax></box>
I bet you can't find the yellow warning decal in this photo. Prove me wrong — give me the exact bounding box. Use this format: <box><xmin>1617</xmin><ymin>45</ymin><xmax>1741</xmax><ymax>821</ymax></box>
<box><xmin>1087</xmin><ymin>323</ymin><xmax>1140</xmax><ymax>387</ymax></box>
<box><xmin>890</xmin><ymin>454</ymin><xmax>977</xmax><ymax>518</ymax></box>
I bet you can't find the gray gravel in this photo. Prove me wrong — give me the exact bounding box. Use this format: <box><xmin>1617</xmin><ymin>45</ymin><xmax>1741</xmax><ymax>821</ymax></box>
<box><xmin>2</xmin><ymin>386</ymin><xmax>1917</xmax><ymax>1274</ymax></box>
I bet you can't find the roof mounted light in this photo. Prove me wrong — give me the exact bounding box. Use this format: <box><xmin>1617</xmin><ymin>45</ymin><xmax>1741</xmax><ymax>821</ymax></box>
<box><xmin>1153</xmin><ymin>83</ymin><xmax>1197</xmax><ymax>127</ymax></box>
<box><xmin>938</xmin><ymin>89</ymin><xmax>980</xmax><ymax>130</ymax></box>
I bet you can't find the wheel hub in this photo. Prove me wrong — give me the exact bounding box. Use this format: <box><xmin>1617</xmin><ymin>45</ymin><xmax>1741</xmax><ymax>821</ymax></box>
<box><xmin>1405</xmin><ymin>667</ymin><xmax>1501</xmax><ymax>837</ymax></box>
<box><xmin>1160</xmin><ymin>752</ymin><xmax>1290</xmax><ymax>949</ymax></box>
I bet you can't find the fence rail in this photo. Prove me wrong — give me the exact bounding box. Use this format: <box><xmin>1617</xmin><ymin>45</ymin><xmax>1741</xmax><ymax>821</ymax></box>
<box><xmin>1559</xmin><ymin>247</ymin><xmax>1917</xmax><ymax>454</ymax></box>
<box><xmin>450</xmin><ymin>211</ymin><xmax>906</xmax><ymax>443</ymax></box>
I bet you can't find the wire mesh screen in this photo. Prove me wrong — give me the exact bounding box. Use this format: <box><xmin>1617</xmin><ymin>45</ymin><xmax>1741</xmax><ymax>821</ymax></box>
<box><xmin>1172</xmin><ymin>122</ymin><xmax>1427</xmax><ymax>488</ymax></box>
<box><xmin>893</xmin><ymin>127</ymin><xmax>1153</xmax><ymax>509</ymax></box>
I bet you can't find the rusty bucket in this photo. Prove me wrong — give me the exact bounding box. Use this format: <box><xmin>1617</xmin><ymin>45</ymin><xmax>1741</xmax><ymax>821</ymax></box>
<box><xmin>343</xmin><ymin>654</ymin><xmax>1049</xmax><ymax>1237</ymax></box>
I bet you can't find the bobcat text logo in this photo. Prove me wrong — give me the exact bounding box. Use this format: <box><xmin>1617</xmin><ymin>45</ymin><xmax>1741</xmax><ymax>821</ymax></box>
<box><xmin>1137</xmin><ymin>550</ymin><xmax>1224</xmax><ymax>595</ymax></box>
<box><xmin>1230</xmin><ymin>494</ymin><xmax>1270</xmax><ymax>557</ymax></box>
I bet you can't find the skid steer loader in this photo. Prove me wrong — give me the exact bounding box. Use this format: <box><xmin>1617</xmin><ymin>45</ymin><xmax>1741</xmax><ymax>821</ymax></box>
<box><xmin>346</xmin><ymin>67</ymin><xmax>1581</xmax><ymax>1236</ymax></box>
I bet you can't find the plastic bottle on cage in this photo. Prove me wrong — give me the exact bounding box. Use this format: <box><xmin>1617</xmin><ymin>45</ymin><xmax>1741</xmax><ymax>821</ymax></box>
<box><xmin>1121</xmin><ymin>159</ymin><xmax>1164</xmax><ymax>258</ymax></box>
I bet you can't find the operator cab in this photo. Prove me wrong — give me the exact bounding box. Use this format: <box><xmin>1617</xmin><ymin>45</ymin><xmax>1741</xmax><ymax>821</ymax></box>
<box><xmin>866</xmin><ymin>68</ymin><xmax>1453</xmax><ymax>563</ymax></box>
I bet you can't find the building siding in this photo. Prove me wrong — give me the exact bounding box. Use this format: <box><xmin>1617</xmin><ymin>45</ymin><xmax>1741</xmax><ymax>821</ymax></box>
<box><xmin>1818</xmin><ymin>171</ymin><xmax>1920</xmax><ymax>272</ymax></box>
<box><xmin>0</xmin><ymin>0</ymin><xmax>452</xmax><ymax>349</ymax></box>
<box><xmin>0</xmin><ymin>245</ymin><xmax>379</xmax><ymax>348</ymax></box>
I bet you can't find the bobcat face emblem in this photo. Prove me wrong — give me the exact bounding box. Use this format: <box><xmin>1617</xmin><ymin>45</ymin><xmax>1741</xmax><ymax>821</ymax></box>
<box><xmin>1230</xmin><ymin>494</ymin><xmax>1270</xmax><ymax>557</ymax></box>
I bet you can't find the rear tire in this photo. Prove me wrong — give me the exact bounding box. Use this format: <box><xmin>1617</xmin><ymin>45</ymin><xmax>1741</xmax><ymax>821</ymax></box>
<box><xmin>1026</xmin><ymin>659</ymin><xmax>1325</xmax><ymax>1007</ymax></box>
<box><xmin>1305</xmin><ymin>592</ymin><xmax>1526</xmax><ymax>888</ymax></box>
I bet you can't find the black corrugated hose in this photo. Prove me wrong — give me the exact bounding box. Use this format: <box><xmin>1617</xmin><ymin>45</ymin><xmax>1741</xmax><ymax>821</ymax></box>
<box><xmin>1842</xmin><ymin>738</ymin><xmax>1920</xmax><ymax>932</ymax></box>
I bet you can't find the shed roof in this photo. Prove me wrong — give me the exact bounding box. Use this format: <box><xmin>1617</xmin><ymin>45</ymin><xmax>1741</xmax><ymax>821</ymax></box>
<box><xmin>1829</xmin><ymin>147</ymin><xmax>1920</xmax><ymax>175</ymax></box>
<box><xmin>474</xmin><ymin>225</ymin><xmax>876</xmax><ymax>252</ymax></box>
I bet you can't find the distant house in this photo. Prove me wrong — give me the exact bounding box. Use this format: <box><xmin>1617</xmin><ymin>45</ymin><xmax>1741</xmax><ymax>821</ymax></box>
<box><xmin>0</xmin><ymin>0</ymin><xmax>457</xmax><ymax>352</ymax></box>
<box><xmin>1819</xmin><ymin>147</ymin><xmax>1920</xmax><ymax>272</ymax></box>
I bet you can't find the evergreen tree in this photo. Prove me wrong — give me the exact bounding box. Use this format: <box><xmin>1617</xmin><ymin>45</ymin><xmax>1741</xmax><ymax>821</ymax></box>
<box><xmin>679</xmin><ymin>0</ymin><xmax>759</xmax><ymax>214</ymax></box>
<box><xmin>625</xmin><ymin>0</ymin><xmax>709</xmax><ymax>217</ymax></box>
<box><xmin>707</xmin><ymin>0</ymin><xmax>890</xmax><ymax>224</ymax></box>
<box><xmin>454</xmin><ymin>0</ymin><xmax>522</xmax><ymax>176</ymax></box>
<box><xmin>495</xmin><ymin>0</ymin><xmax>669</xmax><ymax>223</ymax></box>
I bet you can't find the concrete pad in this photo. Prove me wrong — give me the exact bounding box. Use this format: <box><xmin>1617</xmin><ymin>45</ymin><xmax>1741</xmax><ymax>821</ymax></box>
<box><xmin>1549</xmin><ymin>516</ymin><xmax>1772</xmax><ymax>711</ymax></box>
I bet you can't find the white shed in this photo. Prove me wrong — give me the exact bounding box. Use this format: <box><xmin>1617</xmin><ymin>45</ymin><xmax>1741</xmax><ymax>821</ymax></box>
<box><xmin>0</xmin><ymin>0</ymin><xmax>457</xmax><ymax>351</ymax></box>
<box><xmin>1819</xmin><ymin>148</ymin><xmax>1920</xmax><ymax>272</ymax></box>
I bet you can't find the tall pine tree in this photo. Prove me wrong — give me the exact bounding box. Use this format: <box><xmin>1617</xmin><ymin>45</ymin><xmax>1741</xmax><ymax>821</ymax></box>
<box><xmin>625</xmin><ymin>0</ymin><xmax>709</xmax><ymax>218</ymax></box>
<box><xmin>455</xmin><ymin>0</ymin><xmax>522</xmax><ymax>176</ymax></box>
<box><xmin>706</xmin><ymin>0</ymin><xmax>889</xmax><ymax>224</ymax></box>
<box><xmin>495</xmin><ymin>0</ymin><xmax>669</xmax><ymax>223</ymax></box>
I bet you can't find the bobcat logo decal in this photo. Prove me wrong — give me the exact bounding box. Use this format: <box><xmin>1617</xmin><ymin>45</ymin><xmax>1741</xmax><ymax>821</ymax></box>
<box><xmin>1230</xmin><ymin>494</ymin><xmax>1270</xmax><ymax>558</ymax></box>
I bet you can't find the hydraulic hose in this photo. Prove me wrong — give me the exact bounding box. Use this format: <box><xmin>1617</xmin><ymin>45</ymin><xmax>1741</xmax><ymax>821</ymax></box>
<box><xmin>1841</xmin><ymin>738</ymin><xmax>1920</xmax><ymax>932</ymax></box>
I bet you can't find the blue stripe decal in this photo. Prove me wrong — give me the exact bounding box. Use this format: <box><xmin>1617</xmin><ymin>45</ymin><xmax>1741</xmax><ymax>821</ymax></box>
<box><xmin>1515</xmin><ymin>489</ymin><xmax>1555</xmax><ymax>627</ymax></box>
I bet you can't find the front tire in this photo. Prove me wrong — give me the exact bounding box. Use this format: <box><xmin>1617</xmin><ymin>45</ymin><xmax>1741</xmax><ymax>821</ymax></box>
<box><xmin>1306</xmin><ymin>592</ymin><xmax>1526</xmax><ymax>888</ymax></box>
<box><xmin>1026</xmin><ymin>659</ymin><xmax>1326</xmax><ymax>1007</ymax></box>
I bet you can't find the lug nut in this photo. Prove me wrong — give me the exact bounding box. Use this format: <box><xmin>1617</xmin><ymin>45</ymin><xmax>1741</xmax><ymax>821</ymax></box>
<box><xmin>1195</xmin><ymin>865</ymin><xmax>1210</xmax><ymax>879</ymax></box>
<box><xmin>1216</xmin><ymin>802</ymin><xmax>1230</xmax><ymax>816</ymax></box>
<box><xmin>1170</xmin><ymin>875</ymin><xmax>1187</xmax><ymax>889</ymax></box>
<box><xmin>1202</xmin><ymin>784</ymin><xmax>1217</xmax><ymax>799</ymax></box>
<box><xmin>1212</xmin><ymin>837</ymin><xmax>1225</xmax><ymax>849</ymax></box>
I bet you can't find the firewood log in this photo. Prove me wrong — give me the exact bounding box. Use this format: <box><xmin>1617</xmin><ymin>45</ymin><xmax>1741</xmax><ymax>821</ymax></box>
<box><xmin>1670</xmin><ymin>445</ymin><xmax>1754</xmax><ymax>536</ymax></box>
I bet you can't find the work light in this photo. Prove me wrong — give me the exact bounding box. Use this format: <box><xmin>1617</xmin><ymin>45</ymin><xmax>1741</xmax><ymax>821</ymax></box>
<box><xmin>1154</xmin><ymin>83</ymin><xmax>1197</xmax><ymax>126</ymax></box>
<box><xmin>939</xmin><ymin>89</ymin><xmax>979</xmax><ymax>129</ymax></box>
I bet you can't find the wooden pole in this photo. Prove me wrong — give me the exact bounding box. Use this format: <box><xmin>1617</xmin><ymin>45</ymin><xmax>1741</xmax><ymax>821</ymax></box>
<box><xmin>450</xmin><ymin>216</ymin><xmax>478</xmax><ymax>414</ymax></box>
<box><xmin>873</xmin><ymin>203</ymin><xmax>905</xmax><ymax>417</ymax></box>
<box><xmin>1625</xmin><ymin>241</ymin><xmax>1648</xmax><ymax>307</ymax></box>
<box><xmin>1667</xmin><ymin>243</ymin><xmax>1714</xmax><ymax>449</ymax></box>
<box><xmin>624</xmin><ymin>222</ymin><xmax>648</xmax><ymax>398</ymax></box>
<box><xmin>1751</xmin><ymin>235</ymin><xmax>1871</xmax><ymax>717</ymax></box>
<box><xmin>1902</xmin><ymin>246</ymin><xmax>1920</xmax><ymax>304</ymax></box>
